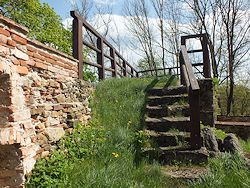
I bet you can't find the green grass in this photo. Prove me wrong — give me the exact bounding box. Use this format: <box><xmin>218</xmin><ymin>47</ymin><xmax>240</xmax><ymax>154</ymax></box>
<box><xmin>27</xmin><ymin>77</ymin><xmax>180</xmax><ymax>187</ymax></box>
<box><xmin>189</xmin><ymin>153</ymin><xmax>250</xmax><ymax>188</ymax></box>
<box><xmin>240</xmin><ymin>139</ymin><xmax>250</xmax><ymax>153</ymax></box>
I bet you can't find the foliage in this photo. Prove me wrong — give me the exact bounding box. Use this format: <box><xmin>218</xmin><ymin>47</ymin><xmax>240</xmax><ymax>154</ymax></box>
<box><xmin>27</xmin><ymin>77</ymin><xmax>175</xmax><ymax>187</ymax></box>
<box><xmin>0</xmin><ymin>0</ymin><xmax>72</xmax><ymax>54</ymax></box>
<box><xmin>83</xmin><ymin>65</ymin><xmax>98</xmax><ymax>82</ymax></box>
<box><xmin>217</xmin><ymin>84</ymin><xmax>250</xmax><ymax>116</ymax></box>
<box><xmin>189</xmin><ymin>153</ymin><xmax>250</xmax><ymax>188</ymax></box>
<box><xmin>240</xmin><ymin>139</ymin><xmax>250</xmax><ymax>153</ymax></box>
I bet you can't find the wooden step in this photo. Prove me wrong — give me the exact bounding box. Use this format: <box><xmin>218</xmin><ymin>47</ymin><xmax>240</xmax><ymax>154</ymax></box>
<box><xmin>143</xmin><ymin>147</ymin><xmax>208</xmax><ymax>165</ymax></box>
<box><xmin>145</xmin><ymin>117</ymin><xmax>190</xmax><ymax>132</ymax></box>
<box><xmin>146</xmin><ymin>104</ymin><xmax>190</xmax><ymax>118</ymax></box>
<box><xmin>145</xmin><ymin>130</ymin><xmax>190</xmax><ymax>147</ymax></box>
<box><xmin>147</xmin><ymin>94</ymin><xmax>188</xmax><ymax>106</ymax></box>
<box><xmin>148</xmin><ymin>86</ymin><xmax>187</xmax><ymax>96</ymax></box>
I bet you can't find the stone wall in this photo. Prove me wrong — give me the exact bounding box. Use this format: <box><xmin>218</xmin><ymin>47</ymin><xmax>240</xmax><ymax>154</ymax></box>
<box><xmin>0</xmin><ymin>15</ymin><xmax>93</xmax><ymax>187</ymax></box>
<box><xmin>199</xmin><ymin>79</ymin><xmax>215</xmax><ymax>127</ymax></box>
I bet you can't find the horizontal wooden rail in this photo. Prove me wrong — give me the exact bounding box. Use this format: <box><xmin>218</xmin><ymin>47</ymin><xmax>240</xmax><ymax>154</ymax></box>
<box><xmin>71</xmin><ymin>10</ymin><xmax>137</xmax><ymax>80</ymax></box>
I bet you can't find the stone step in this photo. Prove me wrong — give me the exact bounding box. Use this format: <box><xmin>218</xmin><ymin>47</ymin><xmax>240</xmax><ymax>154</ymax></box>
<box><xmin>147</xmin><ymin>94</ymin><xmax>188</xmax><ymax>106</ymax></box>
<box><xmin>145</xmin><ymin>117</ymin><xmax>190</xmax><ymax>132</ymax></box>
<box><xmin>148</xmin><ymin>86</ymin><xmax>187</xmax><ymax>96</ymax></box>
<box><xmin>146</xmin><ymin>104</ymin><xmax>190</xmax><ymax>118</ymax></box>
<box><xmin>143</xmin><ymin>147</ymin><xmax>208</xmax><ymax>165</ymax></box>
<box><xmin>145</xmin><ymin>130</ymin><xmax>190</xmax><ymax>147</ymax></box>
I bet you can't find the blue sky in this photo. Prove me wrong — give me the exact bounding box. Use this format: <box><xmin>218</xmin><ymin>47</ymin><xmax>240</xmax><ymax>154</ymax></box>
<box><xmin>40</xmin><ymin>0</ymin><xmax>125</xmax><ymax>19</ymax></box>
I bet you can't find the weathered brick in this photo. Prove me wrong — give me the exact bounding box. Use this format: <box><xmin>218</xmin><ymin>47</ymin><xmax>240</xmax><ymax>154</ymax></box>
<box><xmin>27</xmin><ymin>51</ymin><xmax>33</xmax><ymax>57</ymax></box>
<box><xmin>46</xmin><ymin>57</ymin><xmax>56</xmax><ymax>64</ymax></box>
<box><xmin>7</xmin><ymin>39</ymin><xmax>16</xmax><ymax>47</ymax></box>
<box><xmin>11</xmin><ymin>48</ymin><xmax>29</xmax><ymax>60</ymax></box>
<box><xmin>15</xmin><ymin>65</ymin><xmax>28</xmax><ymax>75</ymax></box>
<box><xmin>0</xmin><ymin>34</ymin><xmax>8</xmax><ymax>44</ymax></box>
<box><xmin>0</xmin><ymin>27</ymin><xmax>10</xmax><ymax>37</ymax></box>
<box><xmin>20</xmin><ymin>60</ymin><xmax>27</xmax><ymax>66</ymax></box>
<box><xmin>12</xmin><ymin>59</ymin><xmax>20</xmax><ymax>65</ymax></box>
<box><xmin>34</xmin><ymin>62</ymin><xmax>47</xmax><ymax>70</ymax></box>
<box><xmin>11</xmin><ymin>34</ymin><xmax>27</xmax><ymax>45</ymax></box>
<box><xmin>33</xmin><ymin>53</ymin><xmax>45</xmax><ymax>61</ymax></box>
<box><xmin>38</xmin><ymin>50</ymin><xmax>51</xmax><ymax>58</ymax></box>
<box><xmin>26</xmin><ymin>60</ymin><xmax>35</xmax><ymax>66</ymax></box>
<box><xmin>0</xmin><ymin>45</ymin><xmax>10</xmax><ymax>57</ymax></box>
<box><xmin>27</xmin><ymin>45</ymin><xmax>37</xmax><ymax>52</ymax></box>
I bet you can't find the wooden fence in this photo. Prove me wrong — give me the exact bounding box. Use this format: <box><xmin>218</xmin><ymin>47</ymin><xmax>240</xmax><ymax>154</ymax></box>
<box><xmin>71</xmin><ymin>11</ymin><xmax>138</xmax><ymax>80</ymax></box>
<box><xmin>71</xmin><ymin>11</ymin><xmax>212</xmax><ymax>149</ymax></box>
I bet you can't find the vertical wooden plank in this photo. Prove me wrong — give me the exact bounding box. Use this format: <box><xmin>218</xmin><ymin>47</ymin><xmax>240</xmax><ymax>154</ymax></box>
<box><xmin>179</xmin><ymin>52</ymin><xmax>185</xmax><ymax>85</ymax></box>
<box><xmin>131</xmin><ymin>68</ymin><xmax>134</xmax><ymax>77</ymax></box>
<box><xmin>97</xmin><ymin>38</ymin><xmax>105</xmax><ymax>80</ymax></box>
<box><xmin>136</xmin><ymin>71</ymin><xmax>139</xmax><ymax>78</ymax></box>
<box><xmin>202</xmin><ymin>36</ymin><xmax>211</xmax><ymax>78</ymax></box>
<box><xmin>110</xmin><ymin>48</ymin><xmax>117</xmax><ymax>78</ymax></box>
<box><xmin>189</xmin><ymin>89</ymin><xmax>202</xmax><ymax>149</ymax></box>
<box><xmin>71</xmin><ymin>11</ymin><xmax>83</xmax><ymax>79</ymax></box>
<box><xmin>123</xmin><ymin>60</ymin><xmax>127</xmax><ymax>77</ymax></box>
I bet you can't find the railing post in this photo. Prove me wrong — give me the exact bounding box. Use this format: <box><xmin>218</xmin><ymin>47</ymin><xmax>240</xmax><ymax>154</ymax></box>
<box><xmin>179</xmin><ymin>52</ymin><xmax>185</xmax><ymax>85</ymax></box>
<box><xmin>110</xmin><ymin>48</ymin><xmax>117</xmax><ymax>78</ymax></box>
<box><xmin>123</xmin><ymin>60</ymin><xmax>127</xmax><ymax>77</ymax></box>
<box><xmin>131</xmin><ymin>68</ymin><xmax>134</xmax><ymax>77</ymax></box>
<box><xmin>202</xmin><ymin>36</ymin><xmax>211</xmax><ymax>78</ymax></box>
<box><xmin>136</xmin><ymin>71</ymin><xmax>139</xmax><ymax>78</ymax></box>
<box><xmin>97</xmin><ymin>38</ymin><xmax>105</xmax><ymax>80</ymax></box>
<box><xmin>71</xmin><ymin>11</ymin><xmax>83</xmax><ymax>79</ymax></box>
<box><xmin>189</xmin><ymin>89</ymin><xmax>202</xmax><ymax>149</ymax></box>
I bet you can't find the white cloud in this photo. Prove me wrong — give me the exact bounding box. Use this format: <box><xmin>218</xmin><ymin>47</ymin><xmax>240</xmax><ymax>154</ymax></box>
<box><xmin>94</xmin><ymin>0</ymin><xmax>118</xmax><ymax>6</ymax></box>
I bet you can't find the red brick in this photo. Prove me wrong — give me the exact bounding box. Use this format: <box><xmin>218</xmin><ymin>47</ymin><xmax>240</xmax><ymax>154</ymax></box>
<box><xmin>27</xmin><ymin>45</ymin><xmax>37</xmax><ymax>52</ymax></box>
<box><xmin>46</xmin><ymin>57</ymin><xmax>56</xmax><ymax>64</ymax></box>
<box><xmin>20</xmin><ymin>60</ymin><xmax>27</xmax><ymax>66</ymax></box>
<box><xmin>38</xmin><ymin>50</ymin><xmax>51</xmax><ymax>58</ymax></box>
<box><xmin>7</xmin><ymin>39</ymin><xmax>16</xmax><ymax>47</ymax></box>
<box><xmin>34</xmin><ymin>62</ymin><xmax>47</xmax><ymax>70</ymax></box>
<box><xmin>16</xmin><ymin>65</ymin><xmax>28</xmax><ymax>75</ymax></box>
<box><xmin>27</xmin><ymin>60</ymin><xmax>35</xmax><ymax>66</ymax></box>
<box><xmin>12</xmin><ymin>59</ymin><xmax>20</xmax><ymax>65</ymax></box>
<box><xmin>0</xmin><ymin>34</ymin><xmax>8</xmax><ymax>44</ymax></box>
<box><xmin>27</xmin><ymin>51</ymin><xmax>33</xmax><ymax>57</ymax></box>
<box><xmin>33</xmin><ymin>53</ymin><xmax>45</xmax><ymax>61</ymax></box>
<box><xmin>0</xmin><ymin>27</ymin><xmax>10</xmax><ymax>37</ymax></box>
<box><xmin>11</xmin><ymin>34</ymin><xmax>27</xmax><ymax>45</ymax></box>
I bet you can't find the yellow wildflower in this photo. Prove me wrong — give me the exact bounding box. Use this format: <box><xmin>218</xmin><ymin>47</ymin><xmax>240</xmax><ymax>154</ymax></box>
<box><xmin>112</xmin><ymin>152</ymin><xmax>119</xmax><ymax>158</ymax></box>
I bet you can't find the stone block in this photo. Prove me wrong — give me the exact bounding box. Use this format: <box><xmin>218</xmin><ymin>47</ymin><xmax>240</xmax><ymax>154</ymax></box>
<box><xmin>44</xmin><ymin>127</ymin><xmax>65</xmax><ymax>142</ymax></box>
<box><xmin>11</xmin><ymin>48</ymin><xmax>29</xmax><ymax>60</ymax></box>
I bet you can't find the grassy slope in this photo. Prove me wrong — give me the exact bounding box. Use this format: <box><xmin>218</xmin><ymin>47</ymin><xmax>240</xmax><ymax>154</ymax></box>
<box><xmin>27</xmin><ymin>77</ymin><xmax>180</xmax><ymax>187</ymax></box>
<box><xmin>27</xmin><ymin>76</ymin><xmax>250</xmax><ymax>188</ymax></box>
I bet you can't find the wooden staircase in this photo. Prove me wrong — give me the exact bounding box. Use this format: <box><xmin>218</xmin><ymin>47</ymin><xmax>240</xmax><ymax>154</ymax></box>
<box><xmin>143</xmin><ymin>85</ymin><xmax>208</xmax><ymax>164</ymax></box>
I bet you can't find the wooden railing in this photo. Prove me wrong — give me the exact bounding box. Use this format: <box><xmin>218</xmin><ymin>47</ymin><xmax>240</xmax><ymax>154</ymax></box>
<box><xmin>179</xmin><ymin>34</ymin><xmax>211</xmax><ymax>149</ymax></box>
<box><xmin>71</xmin><ymin>11</ymin><xmax>138</xmax><ymax>80</ymax></box>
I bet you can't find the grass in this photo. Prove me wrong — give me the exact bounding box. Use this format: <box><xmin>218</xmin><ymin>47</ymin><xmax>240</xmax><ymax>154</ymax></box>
<box><xmin>240</xmin><ymin>139</ymin><xmax>250</xmax><ymax>153</ymax></box>
<box><xmin>189</xmin><ymin>153</ymin><xmax>250</xmax><ymax>188</ymax></box>
<box><xmin>27</xmin><ymin>77</ymin><xmax>180</xmax><ymax>187</ymax></box>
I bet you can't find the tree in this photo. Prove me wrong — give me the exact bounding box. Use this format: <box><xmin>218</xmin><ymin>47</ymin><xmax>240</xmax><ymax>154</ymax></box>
<box><xmin>185</xmin><ymin>0</ymin><xmax>250</xmax><ymax>115</ymax></box>
<box><xmin>124</xmin><ymin>0</ymin><xmax>158</xmax><ymax>75</ymax></box>
<box><xmin>0</xmin><ymin>0</ymin><xmax>72</xmax><ymax>54</ymax></box>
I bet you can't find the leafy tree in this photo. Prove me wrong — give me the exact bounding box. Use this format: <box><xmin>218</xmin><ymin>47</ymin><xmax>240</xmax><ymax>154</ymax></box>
<box><xmin>0</xmin><ymin>0</ymin><xmax>72</xmax><ymax>54</ymax></box>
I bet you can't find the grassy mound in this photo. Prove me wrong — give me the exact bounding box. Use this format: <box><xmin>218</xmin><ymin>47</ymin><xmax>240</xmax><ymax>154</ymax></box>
<box><xmin>27</xmin><ymin>77</ymin><xmax>175</xmax><ymax>187</ymax></box>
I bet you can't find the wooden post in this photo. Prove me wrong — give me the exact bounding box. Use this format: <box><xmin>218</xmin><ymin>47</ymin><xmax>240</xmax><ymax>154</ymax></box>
<box><xmin>110</xmin><ymin>48</ymin><xmax>117</xmax><ymax>78</ymax></box>
<box><xmin>97</xmin><ymin>38</ymin><xmax>105</xmax><ymax>80</ymax></box>
<box><xmin>202</xmin><ymin>36</ymin><xmax>211</xmax><ymax>78</ymax></box>
<box><xmin>71</xmin><ymin>11</ymin><xmax>83</xmax><ymax>79</ymax></box>
<box><xmin>189</xmin><ymin>89</ymin><xmax>202</xmax><ymax>149</ymax></box>
<box><xmin>179</xmin><ymin>52</ymin><xmax>185</xmax><ymax>85</ymax></box>
<box><xmin>123</xmin><ymin>60</ymin><xmax>127</xmax><ymax>77</ymax></box>
<box><xmin>131</xmin><ymin>68</ymin><xmax>134</xmax><ymax>77</ymax></box>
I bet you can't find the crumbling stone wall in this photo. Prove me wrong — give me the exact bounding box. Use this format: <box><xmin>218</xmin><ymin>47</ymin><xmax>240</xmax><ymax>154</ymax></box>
<box><xmin>199</xmin><ymin>79</ymin><xmax>215</xmax><ymax>126</ymax></box>
<box><xmin>0</xmin><ymin>15</ymin><xmax>93</xmax><ymax>187</ymax></box>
